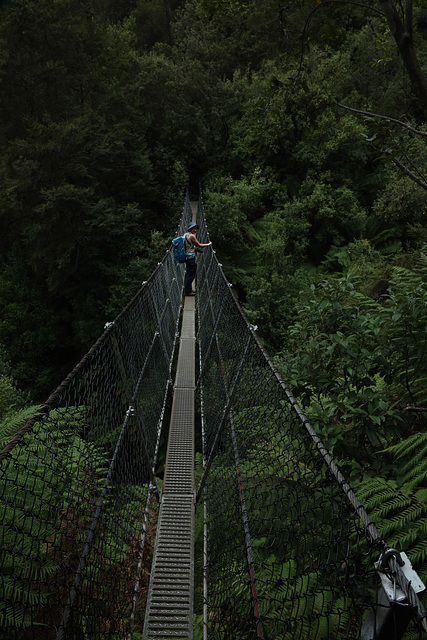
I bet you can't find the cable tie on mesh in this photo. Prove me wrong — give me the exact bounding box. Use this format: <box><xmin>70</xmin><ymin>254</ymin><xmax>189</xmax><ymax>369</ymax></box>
<box><xmin>218</xmin><ymin>263</ymin><xmax>222</xmax><ymax>267</ymax></box>
<box><xmin>142</xmin><ymin>281</ymin><xmax>147</xmax><ymax>285</ymax></box>
<box><xmin>249</xmin><ymin>324</ymin><xmax>258</xmax><ymax>332</ymax></box>
<box><xmin>373</xmin><ymin>537</ymin><xmax>386</xmax><ymax>550</ymax></box>
<box><xmin>229</xmin><ymin>283</ymin><xmax>233</xmax><ymax>287</ymax></box>
<box><xmin>104</xmin><ymin>321</ymin><xmax>115</xmax><ymax>330</ymax></box>
<box><xmin>126</xmin><ymin>406</ymin><xmax>135</xmax><ymax>417</ymax></box>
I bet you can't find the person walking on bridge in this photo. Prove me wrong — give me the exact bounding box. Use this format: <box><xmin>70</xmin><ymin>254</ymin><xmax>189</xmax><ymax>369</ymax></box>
<box><xmin>184</xmin><ymin>222</ymin><xmax>212</xmax><ymax>296</ymax></box>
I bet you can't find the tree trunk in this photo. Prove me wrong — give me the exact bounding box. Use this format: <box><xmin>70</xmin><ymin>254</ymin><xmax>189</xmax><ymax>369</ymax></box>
<box><xmin>379</xmin><ymin>0</ymin><xmax>427</xmax><ymax>121</ymax></box>
<box><xmin>163</xmin><ymin>0</ymin><xmax>174</xmax><ymax>46</ymax></box>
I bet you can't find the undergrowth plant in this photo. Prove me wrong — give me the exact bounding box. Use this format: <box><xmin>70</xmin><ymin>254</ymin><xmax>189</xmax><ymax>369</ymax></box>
<box><xmin>206</xmin><ymin>409</ymin><xmax>369</xmax><ymax>639</ymax></box>
<box><xmin>279</xmin><ymin>262</ymin><xmax>427</xmax><ymax>467</ymax></box>
<box><xmin>0</xmin><ymin>405</ymin><xmax>109</xmax><ymax>635</ymax></box>
<box><xmin>1</xmin><ymin>402</ymin><xmax>156</xmax><ymax>638</ymax></box>
<box><xmin>356</xmin><ymin>431</ymin><xmax>427</xmax><ymax>584</ymax></box>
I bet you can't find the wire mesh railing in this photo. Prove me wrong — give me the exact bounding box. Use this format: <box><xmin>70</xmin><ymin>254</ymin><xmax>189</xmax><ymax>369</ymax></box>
<box><xmin>195</xmin><ymin>193</ymin><xmax>427</xmax><ymax>640</ymax></box>
<box><xmin>0</xmin><ymin>193</ymin><xmax>193</xmax><ymax>639</ymax></box>
<box><xmin>2</xmin><ymin>187</ymin><xmax>427</xmax><ymax>640</ymax></box>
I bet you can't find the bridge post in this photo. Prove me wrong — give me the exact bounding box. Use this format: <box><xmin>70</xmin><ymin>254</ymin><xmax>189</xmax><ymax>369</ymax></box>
<box><xmin>360</xmin><ymin>549</ymin><xmax>425</xmax><ymax>639</ymax></box>
<box><xmin>360</xmin><ymin>586</ymin><xmax>414</xmax><ymax>640</ymax></box>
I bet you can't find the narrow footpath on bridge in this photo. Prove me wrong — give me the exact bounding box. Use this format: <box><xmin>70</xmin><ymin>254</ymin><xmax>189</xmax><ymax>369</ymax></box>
<box><xmin>142</xmin><ymin>203</ymin><xmax>198</xmax><ymax>640</ymax></box>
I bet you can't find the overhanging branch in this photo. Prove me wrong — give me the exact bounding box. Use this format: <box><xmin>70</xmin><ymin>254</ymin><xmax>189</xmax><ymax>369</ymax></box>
<box><xmin>336</xmin><ymin>102</ymin><xmax>427</xmax><ymax>137</ymax></box>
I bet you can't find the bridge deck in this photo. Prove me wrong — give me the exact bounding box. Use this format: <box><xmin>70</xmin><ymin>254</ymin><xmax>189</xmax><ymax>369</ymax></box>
<box><xmin>142</xmin><ymin>293</ymin><xmax>196</xmax><ymax>638</ymax></box>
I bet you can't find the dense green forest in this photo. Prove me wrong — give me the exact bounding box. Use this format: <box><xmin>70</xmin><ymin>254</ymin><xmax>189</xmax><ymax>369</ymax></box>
<box><xmin>1</xmin><ymin>0</ymin><xmax>427</xmax><ymax>593</ymax></box>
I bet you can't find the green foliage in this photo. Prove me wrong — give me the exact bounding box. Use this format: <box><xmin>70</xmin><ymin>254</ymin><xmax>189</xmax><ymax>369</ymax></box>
<box><xmin>0</xmin><ymin>401</ymin><xmax>154</xmax><ymax>635</ymax></box>
<box><xmin>0</xmin><ymin>0</ymin><xmax>195</xmax><ymax>395</ymax></box>
<box><xmin>0</xmin><ymin>405</ymin><xmax>109</xmax><ymax>634</ymax></box>
<box><xmin>357</xmin><ymin>474</ymin><xmax>427</xmax><ymax>583</ymax></box>
<box><xmin>298</xmin><ymin>174</ymin><xmax>368</xmax><ymax>261</ymax></box>
<box><xmin>198</xmin><ymin>0</ymin><xmax>249</xmax><ymax>15</ymax></box>
<box><xmin>205</xmin><ymin>169</ymin><xmax>275</xmax><ymax>236</ymax></box>
<box><xmin>0</xmin><ymin>405</ymin><xmax>38</xmax><ymax>450</ymax></box>
<box><xmin>2</xmin><ymin>0</ymin><xmax>427</xmax><ymax>635</ymax></box>
<box><xmin>278</xmin><ymin>266</ymin><xmax>427</xmax><ymax>463</ymax></box>
<box><xmin>204</xmin><ymin>170</ymin><xmax>310</xmax><ymax>350</ymax></box>
<box><xmin>355</xmin><ymin>425</ymin><xmax>427</xmax><ymax>635</ymax></box>
<box><xmin>206</xmin><ymin>411</ymin><xmax>361</xmax><ymax>639</ymax></box>
<box><xmin>0</xmin><ymin>344</ymin><xmax>28</xmax><ymax>420</ymax></box>
<box><xmin>0</xmin><ymin>253</ymin><xmax>60</xmax><ymax>395</ymax></box>
<box><xmin>384</xmin><ymin>432</ymin><xmax>427</xmax><ymax>491</ymax></box>
<box><xmin>228</xmin><ymin>50</ymin><xmax>370</xmax><ymax>179</ymax></box>
<box><xmin>2</xmin><ymin>0</ymin><xmax>427</xmax><ymax>404</ymax></box>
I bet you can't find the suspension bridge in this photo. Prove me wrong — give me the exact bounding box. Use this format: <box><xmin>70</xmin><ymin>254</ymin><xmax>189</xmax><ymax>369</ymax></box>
<box><xmin>1</xmin><ymin>191</ymin><xmax>427</xmax><ymax>640</ymax></box>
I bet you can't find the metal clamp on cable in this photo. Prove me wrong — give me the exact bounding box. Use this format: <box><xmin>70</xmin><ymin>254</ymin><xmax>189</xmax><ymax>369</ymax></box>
<box><xmin>378</xmin><ymin>548</ymin><xmax>405</xmax><ymax>575</ymax></box>
<box><xmin>375</xmin><ymin>548</ymin><xmax>425</xmax><ymax>604</ymax></box>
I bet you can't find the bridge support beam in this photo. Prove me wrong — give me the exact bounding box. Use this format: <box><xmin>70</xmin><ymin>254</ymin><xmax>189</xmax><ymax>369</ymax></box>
<box><xmin>359</xmin><ymin>586</ymin><xmax>414</xmax><ymax>640</ymax></box>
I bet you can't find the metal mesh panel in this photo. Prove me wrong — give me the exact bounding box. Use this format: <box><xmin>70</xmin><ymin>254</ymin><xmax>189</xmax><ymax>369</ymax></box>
<box><xmin>0</xmin><ymin>194</ymin><xmax>193</xmax><ymax>639</ymax></box>
<box><xmin>195</xmin><ymin>193</ymin><xmax>427</xmax><ymax>640</ymax></box>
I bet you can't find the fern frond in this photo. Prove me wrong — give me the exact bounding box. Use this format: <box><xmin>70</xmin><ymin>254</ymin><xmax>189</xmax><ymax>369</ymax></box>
<box><xmin>383</xmin><ymin>432</ymin><xmax>427</xmax><ymax>460</ymax></box>
<box><xmin>388</xmin><ymin>502</ymin><xmax>425</xmax><ymax>527</ymax></box>
<box><xmin>389</xmin><ymin>266</ymin><xmax>426</xmax><ymax>288</ymax></box>
<box><xmin>358</xmin><ymin>476</ymin><xmax>427</xmax><ymax>583</ymax></box>
<box><xmin>0</xmin><ymin>406</ymin><xmax>41</xmax><ymax>450</ymax></box>
<box><xmin>382</xmin><ymin>433</ymin><xmax>427</xmax><ymax>488</ymax></box>
<box><xmin>406</xmin><ymin>539</ymin><xmax>427</xmax><ymax>566</ymax></box>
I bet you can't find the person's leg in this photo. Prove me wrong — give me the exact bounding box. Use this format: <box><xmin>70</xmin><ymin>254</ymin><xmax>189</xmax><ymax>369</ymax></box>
<box><xmin>184</xmin><ymin>257</ymin><xmax>197</xmax><ymax>294</ymax></box>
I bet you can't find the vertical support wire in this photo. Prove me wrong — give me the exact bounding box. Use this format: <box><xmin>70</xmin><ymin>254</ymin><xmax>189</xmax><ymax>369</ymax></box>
<box><xmin>195</xmin><ymin>328</ymin><xmax>252</xmax><ymax>502</ymax></box>
<box><xmin>127</xmin><ymin>485</ymin><xmax>156</xmax><ymax>640</ymax></box>
<box><xmin>196</xmin><ymin>195</ymin><xmax>264</xmax><ymax>635</ymax></box>
<box><xmin>215</xmin><ymin>330</ymin><xmax>265</xmax><ymax>640</ymax></box>
<box><xmin>195</xmin><ymin>277</ymin><xmax>226</xmax><ymax>391</ymax></box>
<box><xmin>195</xmin><ymin>191</ymin><xmax>427</xmax><ymax>636</ymax></box>
<box><xmin>197</xmin><ymin>299</ymin><xmax>209</xmax><ymax>640</ymax></box>
<box><xmin>56</xmin><ymin>404</ymin><xmax>139</xmax><ymax>640</ymax></box>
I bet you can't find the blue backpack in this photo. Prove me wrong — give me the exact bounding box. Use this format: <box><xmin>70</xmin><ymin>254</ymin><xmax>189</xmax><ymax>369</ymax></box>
<box><xmin>172</xmin><ymin>234</ymin><xmax>191</xmax><ymax>263</ymax></box>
